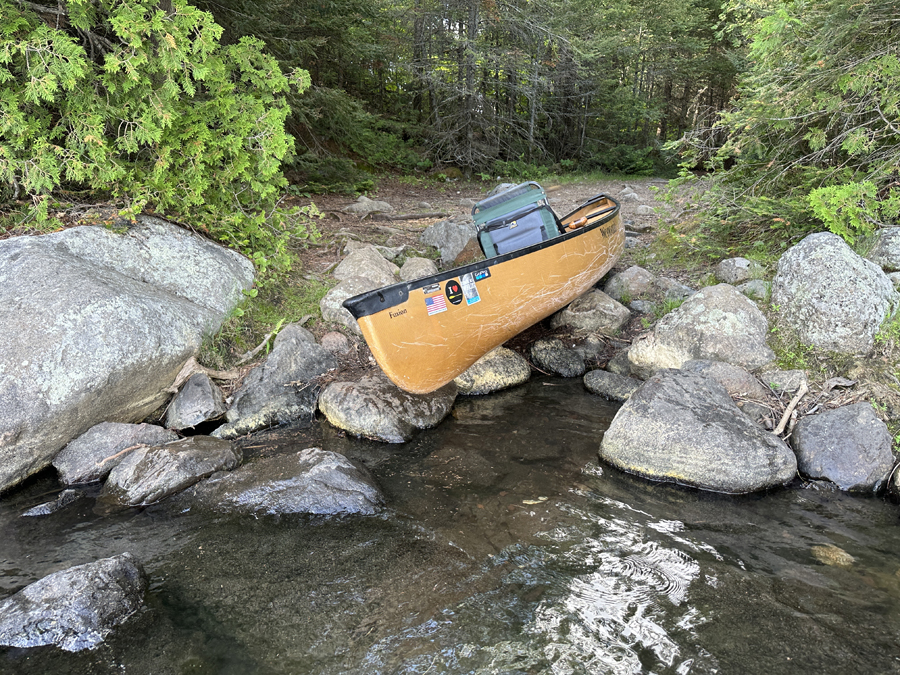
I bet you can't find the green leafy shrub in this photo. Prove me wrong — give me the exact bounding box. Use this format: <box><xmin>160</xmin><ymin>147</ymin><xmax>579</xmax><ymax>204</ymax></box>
<box><xmin>1</xmin><ymin>0</ymin><xmax>310</xmax><ymax>278</ymax></box>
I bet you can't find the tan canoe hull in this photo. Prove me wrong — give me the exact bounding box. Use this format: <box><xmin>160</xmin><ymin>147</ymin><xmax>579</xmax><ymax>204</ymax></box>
<box><xmin>346</xmin><ymin>196</ymin><xmax>624</xmax><ymax>394</ymax></box>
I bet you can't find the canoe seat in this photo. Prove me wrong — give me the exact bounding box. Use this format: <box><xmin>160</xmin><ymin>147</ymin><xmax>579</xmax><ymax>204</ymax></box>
<box><xmin>472</xmin><ymin>182</ymin><xmax>564</xmax><ymax>258</ymax></box>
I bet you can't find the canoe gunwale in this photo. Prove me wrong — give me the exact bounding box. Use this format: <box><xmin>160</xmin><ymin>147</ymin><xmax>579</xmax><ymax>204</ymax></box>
<box><xmin>343</xmin><ymin>194</ymin><xmax>620</xmax><ymax>321</ymax></box>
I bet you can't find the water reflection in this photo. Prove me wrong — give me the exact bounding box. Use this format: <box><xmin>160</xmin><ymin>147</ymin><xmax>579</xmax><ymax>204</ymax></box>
<box><xmin>2</xmin><ymin>377</ymin><xmax>900</xmax><ymax>674</ymax></box>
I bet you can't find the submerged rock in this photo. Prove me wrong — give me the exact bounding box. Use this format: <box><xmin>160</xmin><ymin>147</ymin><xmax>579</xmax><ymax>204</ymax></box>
<box><xmin>583</xmin><ymin>369</ymin><xmax>642</xmax><ymax>402</ymax></box>
<box><xmin>52</xmin><ymin>422</ymin><xmax>178</xmax><ymax>485</ymax></box>
<box><xmin>627</xmin><ymin>284</ymin><xmax>774</xmax><ymax>378</ymax></box>
<box><xmin>792</xmin><ymin>403</ymin><xmax>894</xmax><ymax>492</ymax></box>
<box><xmin>213</xmin><ymin>324</ymin><xmax>336</xmax><ymax>439</ymax></box>
<box><xmin>318</xmin><ymin>373</ymin><xmax>457</xmax><ymax>443</ymax></box>
<box><xmin>772</xmin><ymin>232</ymin><xmax>897</xmax><ymax>353</ymax></box>
<box><xmin>454</xmin><ymin>347</ymin><xmax>531</xmax><ymax>395</ymax></box>
<box><xmin>22</xmin><ymin>489</ymin><xmax>84</xmax><ymax>517</ymax></box>
<box><xmin>102</xmin><ymin>436</ymin><xmax>241</xmax><ymax>506</ymax></box>
<box><xmin>600</xmin><ymin>369</ymin><xmax>797</xmax><ymax>493</ymax></box>
<box><xmin>530</xmin><ymin>338</ymin><xmax>586</xmax><ymax>378</ymax></box>
<box><xmin>165</xmin><ymin>373</ymin><xmax>227</xmax><ymax>430</ymax></box>
<box><xmin>185</xmin><ymin>448</ymin><xmax>383</xmax><ymax>516</ymax></box>
<box><xmin>0</xmin><ymin>552</ymin><xmax>147</xmax><ymax>652</ymax></box>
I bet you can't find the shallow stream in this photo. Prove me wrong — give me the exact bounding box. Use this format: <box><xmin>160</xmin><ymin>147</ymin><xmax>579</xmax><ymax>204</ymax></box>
<box><xmin>2</xmin><ymin>377</ymin><xmax>900</xmax><ymax>674</ymax></box>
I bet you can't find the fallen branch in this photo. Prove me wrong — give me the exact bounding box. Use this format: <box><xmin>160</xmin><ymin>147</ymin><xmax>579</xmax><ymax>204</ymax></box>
<box><xmin>94</xmin><ymin>444</ymin><xmax>146</xmax><ymax>467</ymax></box>
<box><xmin>236</xmin><ymin>331</ymin><xmax>276</xmax><ymax>365</ymax></box>
<box><xmin>774</xmin><ymin>381</ymin><xmax>809</xmax><ymax>436</ymax></box>
<box><xmin>165</xmin><ymin>357</ymin><xmax>243</xmax><ymax>393</ymax></box>
<box><xmin>367</xmin><ymin>212</ymin><xmax>450</xmax><ymax>221</ymax></box>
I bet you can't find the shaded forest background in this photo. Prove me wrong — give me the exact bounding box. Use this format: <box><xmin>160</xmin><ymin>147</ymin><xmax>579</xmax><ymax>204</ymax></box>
<box><xmin>197</xmin><ymin>0</ymin><xmax>742</xmax><ymax>184</ymax></box>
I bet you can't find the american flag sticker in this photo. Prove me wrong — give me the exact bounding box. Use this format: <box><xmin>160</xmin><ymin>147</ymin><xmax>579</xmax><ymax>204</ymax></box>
<box><xmin>425</xmin><ymin>294</ymin><xmax>448</xmax><ymax>315</ymax></box>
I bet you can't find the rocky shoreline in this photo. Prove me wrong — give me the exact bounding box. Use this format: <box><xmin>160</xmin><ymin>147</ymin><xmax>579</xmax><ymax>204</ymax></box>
<box><xmin>1</xmin><ymin>182</ymin><xmax>899</xmax><ymax>651</ymax></box>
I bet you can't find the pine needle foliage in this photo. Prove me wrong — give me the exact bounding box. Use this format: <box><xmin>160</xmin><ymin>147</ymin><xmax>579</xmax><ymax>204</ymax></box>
<box><xmin>668</xmin><ymin>0</ymin><xmax>900</xmax><ymax>248</ymax></box>
<box><xmin>1</xmin><ymin>0</ymin><xmax>314</xmax><ymax>278</ymax></box>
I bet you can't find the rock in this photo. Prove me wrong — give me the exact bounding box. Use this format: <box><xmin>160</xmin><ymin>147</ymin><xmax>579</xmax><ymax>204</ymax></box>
<box><xmin>583</xmin><ymin>370</ymin><xmax>642</xmax><ymax>402</ymax></box>
<box><xmin>737</xmin><ymin>400</ymin><xmax>774</xmax><ymax>426</ymax></box>
<box><xmin>453</xmin><ymin>237</ymin><xmax>486</xmax><ymax>266</ymax></box>
<box><xmin>628</xmin><ymin>300</ymin><xmax>656</xmax><ymax>314</ymax></box>
<box><xmin>889</xmin><ymin>272</ymin><xmax>900</xmax><ymax>290</ymax></box>
<box><xmin>656</xmin><ymin>277</ymin><xmax>696</xmax><ymax>301</ymax></box>
<box><xmin>453</xmin><ymin>347</ymin><xmax>531</xmax><ymax>395</ymax></box>
<box><xmin>459</xmin><ymin>198</ymin><xmax>477</xmax><ymax>208</ymax></box>
<box><xmin>602</xmin><ymin>265</ymin><xmax>656</xmax><ymax>302</ymax></box>
<box><xmin>416</xmin><ymin>201</ymin><xmax>433</xmax><ymax>210</ymax></box>
<box><xmin>627</xmin><ymin>284</ymin><xmax>774</xmax><ymax>378</ymax></box>
<box><xmin>320</xmin><ymin>331</ymin><xmax>351</xmax><ymax>354</ymax></box>
<box><xmin>420</xmin><ymin>218</ymin><xmax>478</xmax><ymax>263</ymax></box>
<box><xmin>102</xmin><ymin>436</ymin><xmax>241</xmax><ymax>506</ymax></box>
<box><xmin>628</xmin><ymin>221</ymin><xmax>654</xmax><ymax>234</ymax></box>
<box><xmin>772</xmin><ymin>232</ymin><xmax>897</xmax><ymax>353</ymax></box>
<box><xmin>550</xmin><ymin>289</ymin><xmax>631</xmax><ymax>334</ymax></box>
<box><xmin>0</xmin><ymin>222</ymin><xmax>252</xmax><ymax>493</ymax></box>
<box><xmin>866</xmin><ymin>227</ymin><xmax>900</xmax><ymax>272</ymax></box>
<box><xmin>320</xmin><ymin>275</ymin><xmax>382</xmax><ymax>334</ymax></box>
<box><xmin>52</xmin><ymin>422</ymin><xmax>179</xmax><ymax>486</ymax></box>
<box><xmin>319</xmin><ymin>373</ymin><xmax>457</xmax><ymax>443</ymax></box>
<box><xmin>0</xmin><ymin>552</ymin><xmax>147</xmax><ymax>652</ymax></box>
<box><xmin>620</xmin><ymin>192</ymin><xmax>641</xmax><ymax>202</ymax></box>
<box><xmin>736</xmin><ymin>279</ymin><xmax>771</xmax><ymax>301</ymax></box>
<box><xmin>618</xmin><ymin>186</ymin><xmax>636</xmax><ymax>196</ymax></box>
<box><xmin>573</xmin><ymin>335</ymin><xmax>608</xmax><ymax>364</ymax></box>
<box><xmin>530</xmin><ymin>338</ymin><xmax>586</xmax><ymax>378</ymax></box>
<box><xmin>792</xmin><ymin>403</ymin><xmax>894</xmax><ymax>492</ymax></box>
<box><xmin>760</xmin><ymin>369</ymin><xmax>809</xmax><ymax>394</ymax></box>
<box><xmin>213</xmin><ymin>324</ymin><xmax>336</xmax><ymax>439</ymax></box>
<box><xmin>22</xmin><ymin>489</ymin><xmax>84</xmax><ymax>517</ymax></box>
<box><xmin>183</xmin><ymin>448</ymin><xmax>383</xmax><ymax>516</ymax></box>
<box><xmin>606</xmin><ymin>349</ymin><xmax>635</xmax><ymax>378</ymax></box>
<box><xmin>332</xmin><ymin>245</ymin><xmax>399</xmax><ymax>287</ymax></box>
<box><xmin>715</xmin><ymin>257</ymin><xmax>763</xmax><ymax>285</ymax></box>
<box><xmin>600</xmin><ymin>369</ymin><xmax>797</xmax><ymax>493</ymax></box>
<box><xmin>635</xmin><ymin>205</ymin><xmax>655</xmax><ymax>216</ymax></box>
<box><xmin>342</xmin><ymin>195</ymin><xmax>394</xmax><ymax>216</ymax></box>
<box><xmin>681</xmin><ymin>359</ymin><xmax>770</xmax><ymax>399</ymax></box>
<box><xmin>399</xmin><ymin>256</ymin><xmax>439</xmax><ymax>282</ymax></box>
<box><xmin>165</xmin><ymin>373</ymin><xmax>226</xmax><ymax>430</ymax></box>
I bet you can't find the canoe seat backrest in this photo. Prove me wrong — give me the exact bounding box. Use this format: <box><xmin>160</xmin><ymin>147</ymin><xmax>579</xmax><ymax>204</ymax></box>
<box><xmin>472</xmin><ymin>182</ymin><xmax>563</xmax><ymax>257</ymax></box>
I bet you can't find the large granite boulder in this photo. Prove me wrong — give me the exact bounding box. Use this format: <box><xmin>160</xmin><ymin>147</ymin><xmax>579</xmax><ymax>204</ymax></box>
<box><xmin>213</xmin><ymin>324</ymin><xmax>336</xmax><ymax>439</ymax></box>
<box><xmin>101</xmin><ymin>436</ymin><xmax>241</xmax><ymax>506</ymax></box>
<box><xmin>791</xmin><ymin>403</ymin><xmax>895</xmax><ymax>492</ymax></box>
<box><xmin>453</xmin><ymin>347</ymin><xmax>531</xmax><ymax>395</ymax></box>
<box><xmin>183</xmin><ymin>448</ymin><xmax>384</xmax><ymax>516</ymax></box>
<box><xmin>550</xmin><ymin>289</ymin><xmax>631</xmax><ymax>334</ymax></box>
<box><xmin>0</xmin><ymin>219</ymin><xmax>253</xmax><ymax>493</ymax></box>
<box><xmin>0</xmin><ymin>552</ymin><xmax>147</xmax><ymax>652</ymax></box>
<box><xmin>318</xmin><ymin>373</ymin><xmax>457</xmax><ymax>443</ymax></box>
<box><xmin>52</xmin><ymin>422</ymin><xmax>178</xmax><ymax>485</ymax></box>
<box><xmin>772</xmin><ymin>232</ymin><xmax>897</xmax><ymax>353</ymax></box>
<box><xmin>600</xmin><ymin>369</ymin><xmax>797</xmax><ymax>493</ymax></box>
<box><xmin>628</xmin><ymin>284</ymin><xmax>774</xmax><ymax>378</ymax></box>
<box><xmin>420</xmin><ymin>217</ymin><xmax>478</xmax><ymax>263</ymax></box>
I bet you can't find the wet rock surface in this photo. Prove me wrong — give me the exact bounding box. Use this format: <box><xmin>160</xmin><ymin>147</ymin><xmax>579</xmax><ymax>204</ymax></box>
<box><xmin>0</xmin><ymin>552</ymin><xmax>147</xmax><ymax>652</ymax></box>
<box><xmin>102</xmin><ymin>437</ymin><xmax>241</xmax><ymax>506</ymax></box>
<box><xmin>319</xmin><ymin>373</ymin><xmax>457</xmax><ymax>443</ymax></box>
<box><xmin>454</xmin><ymin>347</ymin><xmax>531</xmax><ymax>395</ymax></box>
<box><xmin>792</xmin><ymin>403</ymin><xmax>895</xmax><ymax>492</ymax></box>
<box><xmin>213</xmin><ymin>324</ymin><xmax>336</xmax><ymax>439</ymax></box>
<box><xmin>600</xmin><ymin>369</ymin><xmax>797</xmax><ymax>493</ymax></box>
<box><xmin>52</xmin><ymin>422</ymin><xmax>179</xmax><ymax>486</ymax></box>
<box><xmin>184</xmin><ymin>447</ymin><xmax>384</xmax><ymax>516</ymax></box>
<box><xmin>165</xmin><ymin>373</ymin><xmax>227</xmax><ymax>430</ymax></box>
<box><xmin>583</xmin><ymin>369</ymin><xmax>642</xmax><ymax>402</ymax></box>
<box><xmin>530</xmin><ymin>338</ymin><xmax>586</xmax><ymax>378</ymax></box>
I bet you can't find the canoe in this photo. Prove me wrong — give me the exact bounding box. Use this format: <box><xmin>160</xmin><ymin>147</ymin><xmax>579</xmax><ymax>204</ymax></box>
<box><xmin>343</xmin><ymin>193</ymin><xmax>624</xmax><ymax>394</ymax></box>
